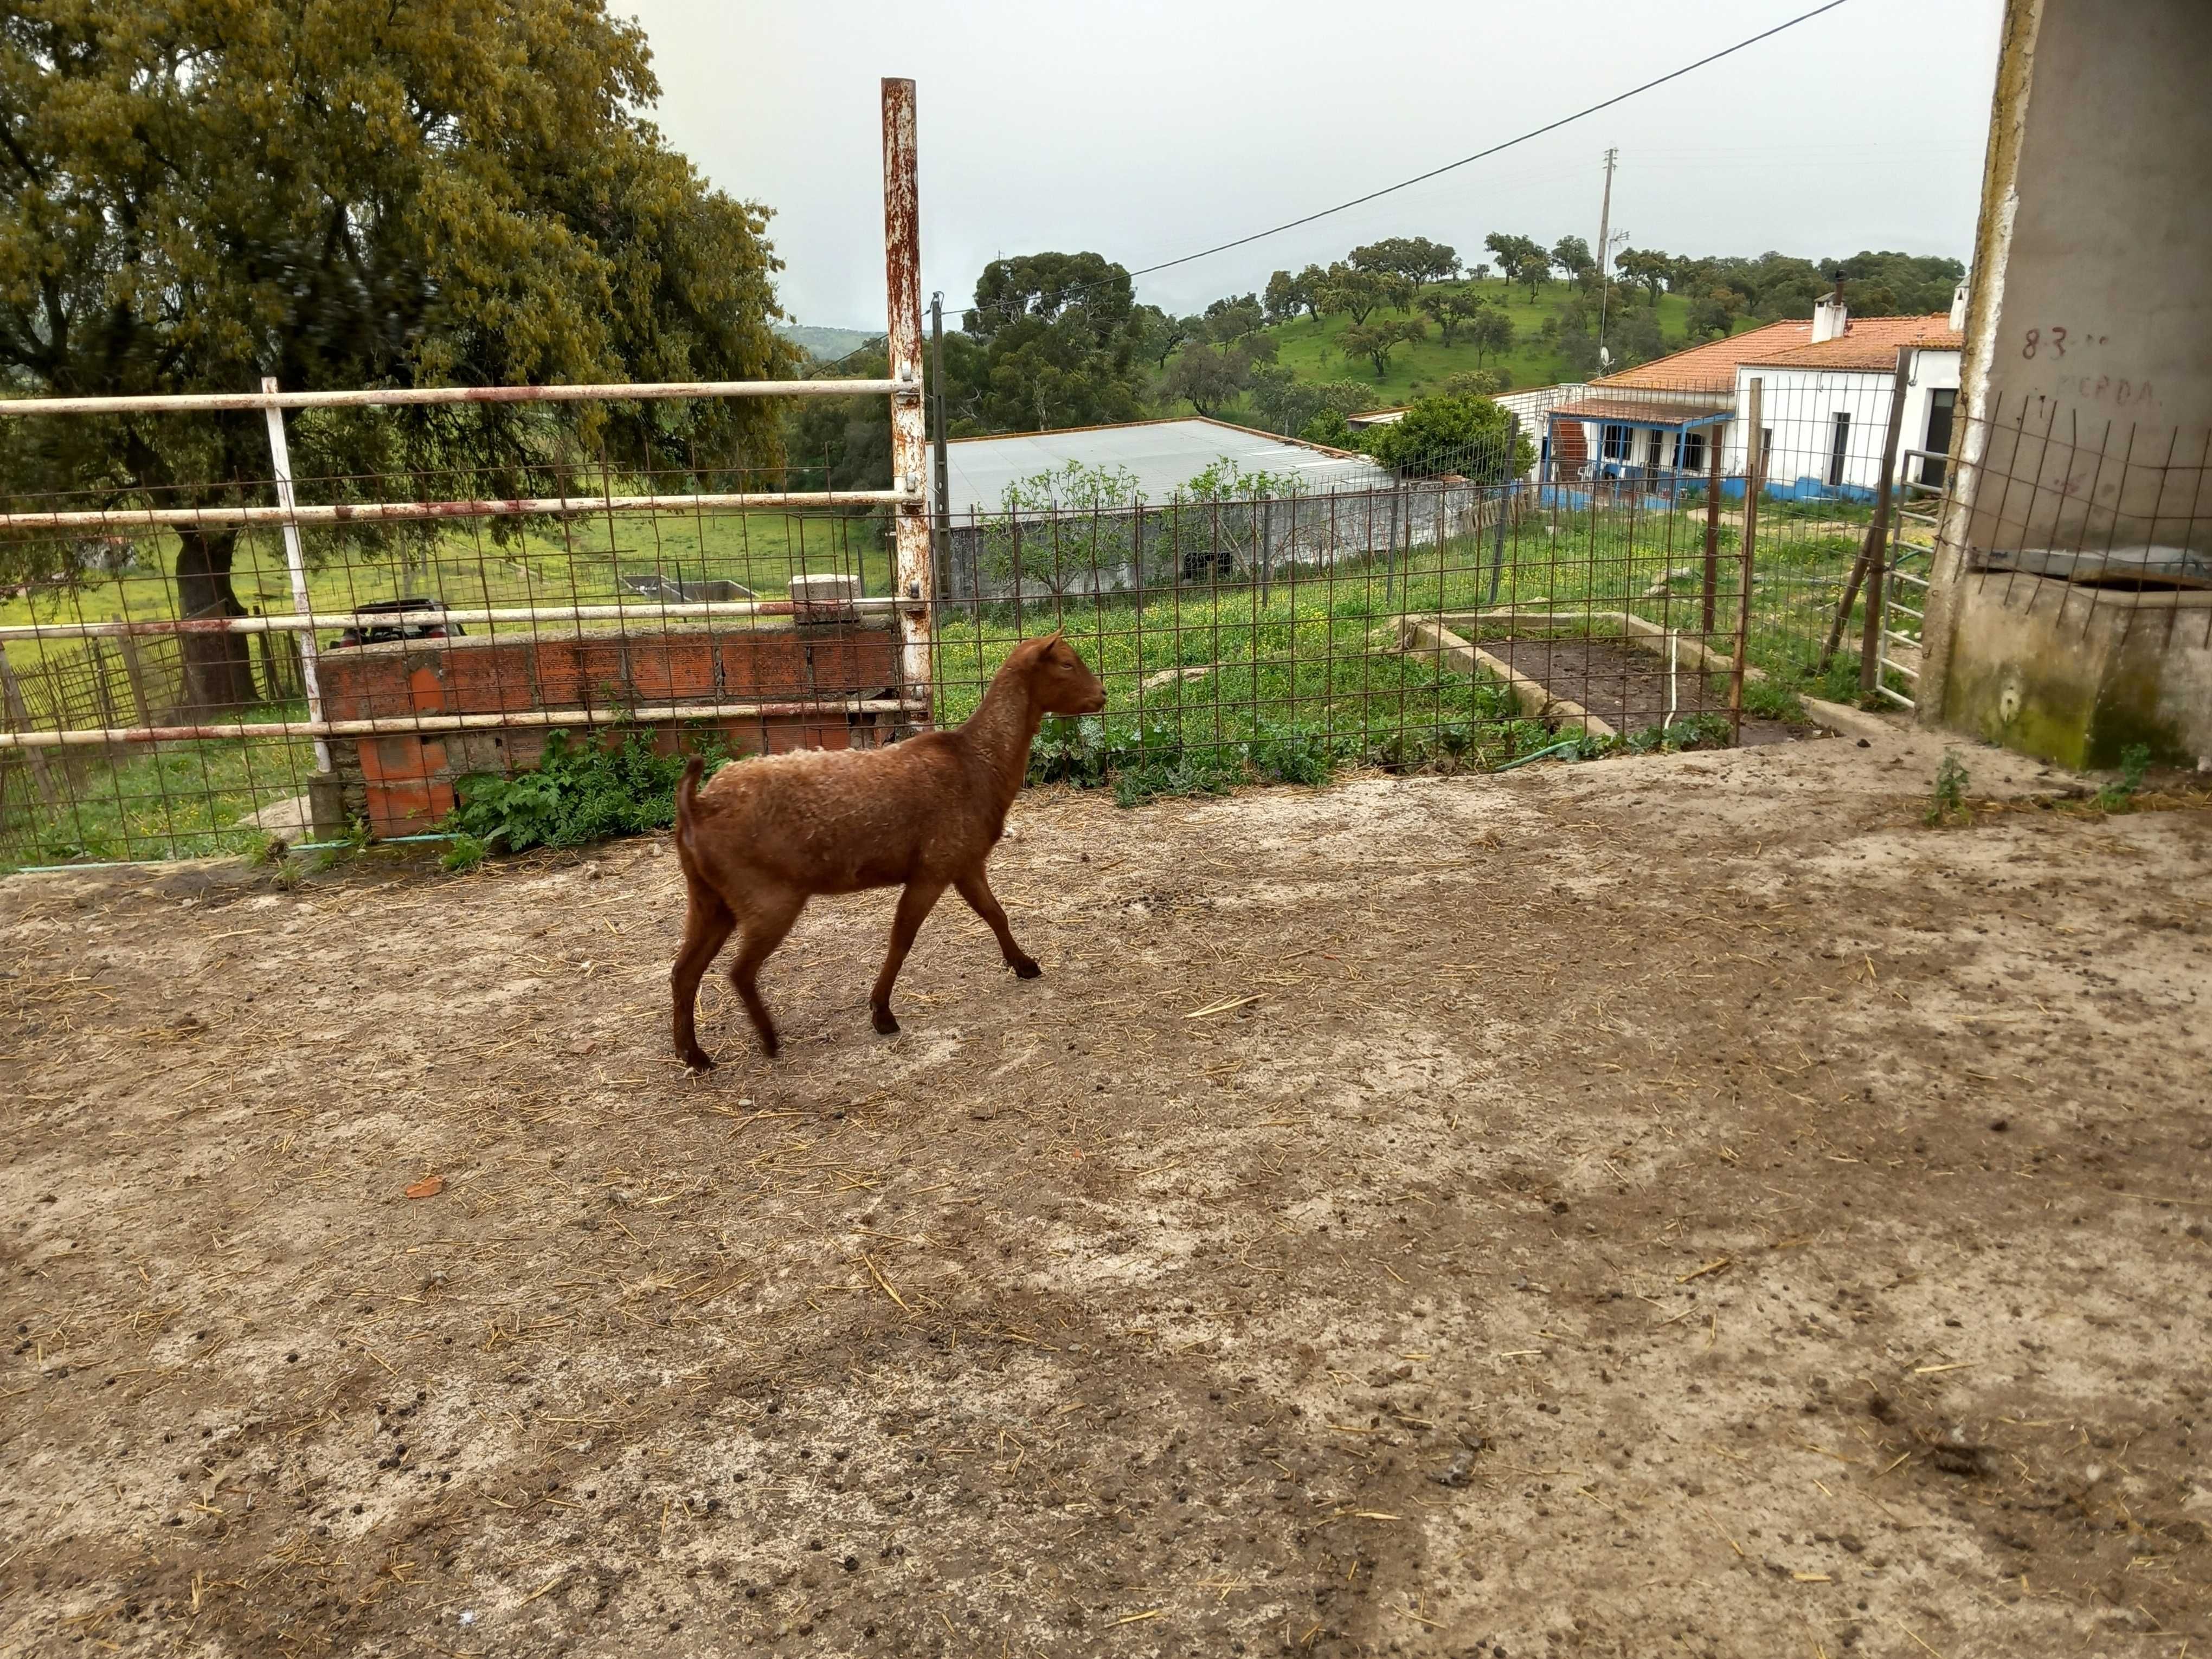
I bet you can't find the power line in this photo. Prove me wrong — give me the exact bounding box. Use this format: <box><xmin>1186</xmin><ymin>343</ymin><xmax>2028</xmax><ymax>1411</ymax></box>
<box><xmin>1123</xmin><ymin>0</ymin><xmax>1854</xmax><ymax>281</ymax></box>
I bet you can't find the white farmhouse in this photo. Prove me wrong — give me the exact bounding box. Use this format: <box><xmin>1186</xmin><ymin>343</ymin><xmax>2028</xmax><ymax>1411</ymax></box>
<box><xmin>1542</xmin><ymin>284</ymin><xmax>1967</xmax><ymax>501</ymax></box>
<box><xmin>1725</xmin><ymin>285</ymin><xmax>1965</xmax><ymax>498</ymax></box>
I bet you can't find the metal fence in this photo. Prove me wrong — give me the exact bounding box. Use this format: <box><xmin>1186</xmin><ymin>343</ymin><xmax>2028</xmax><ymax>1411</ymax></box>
<box><xmin>9</xmin><ymin>297</ymin><xmax>2016</xmax><ymax>868</ymax></box>
<box><xmin>0</xmin><ymin>431</ymin><xmax>1889</xmax><ymax>865</ymax></box>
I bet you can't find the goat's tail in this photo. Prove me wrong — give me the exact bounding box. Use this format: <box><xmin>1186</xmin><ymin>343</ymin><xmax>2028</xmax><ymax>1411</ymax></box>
<box><xmin>673</xmin><ymin>756</ymin><xmax>706</xmax><ymax>870</ymax></box>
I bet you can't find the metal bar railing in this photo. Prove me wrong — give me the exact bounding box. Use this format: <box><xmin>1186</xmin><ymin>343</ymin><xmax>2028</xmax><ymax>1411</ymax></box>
<box><xmin>0</xmin><ymin>598</ymin><xmax>897</xmax><ymax>645</ymax></box>
<box><xmin>0</xmin><ymin>487</ymin><xmax>914</xmax><ymax>536</ymax></box>
<box><xmin>0</xmin><ymin>378</ymin><xmax>910</xmax><ymax>419</ymax></box>
<box><xmin>0</xmin><ymin>696</ymin><xmax>920</xmax><ymax>750</ymax></box>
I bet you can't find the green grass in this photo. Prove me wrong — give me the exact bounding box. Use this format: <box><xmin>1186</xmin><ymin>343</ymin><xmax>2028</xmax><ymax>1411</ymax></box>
<box><xmin>1165</xmin><ymin>278</ymin><xmax>1695</xmax><ymax>416</ymax></box>
<box><xmin>2</xmin><ymin>702</ymin><xmax>319</xmax><ymax>867</ymax></box>
<box><xmin>934</xmin><ymin>499</ymin><xmax>1859</xmax><ymax>797</ymax></box>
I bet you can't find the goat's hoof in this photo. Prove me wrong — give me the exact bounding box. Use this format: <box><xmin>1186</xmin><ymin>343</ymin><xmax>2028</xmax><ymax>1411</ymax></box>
<box><xmin>680</xmin><ymin>1048</ymin><xmax>716</xmax><ymax>1073</ymax></box>
<box><xmin>758</xmin><ymin>1033</ymin><xmax>781</xmax><ymax>1059</ymax></box>
<box><xmin>1011</xmin><ymin>956</ymin><xmax>1043</xmax><ymax>980</ymax></box>
<box><xmin>871</xmin><ymin>1007</ymin><xmax>901</xmax><ymax>1036</ymax></box>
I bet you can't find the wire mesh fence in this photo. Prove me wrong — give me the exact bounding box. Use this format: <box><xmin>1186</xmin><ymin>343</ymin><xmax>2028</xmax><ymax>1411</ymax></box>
<box><xmin>0</xmin><ymin>456</ymin><xmax>897</xmax><ymax>866</ymax></box>
<box><xmin>4</xmin><ymin>369</ymin><xmax>2005</xmax><ymax>870</ymax></box>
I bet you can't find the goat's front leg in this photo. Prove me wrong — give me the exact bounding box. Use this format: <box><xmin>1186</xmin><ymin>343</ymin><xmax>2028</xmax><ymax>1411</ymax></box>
<box><xmin>956</xmin><ymin>868</ymin><xmax>1040</xmax><ymax>978</ymax></box>
<box><xmin>870</xmin><ymin>879</ymin><xmax>947</xmax><ymax>1036</ymax></box>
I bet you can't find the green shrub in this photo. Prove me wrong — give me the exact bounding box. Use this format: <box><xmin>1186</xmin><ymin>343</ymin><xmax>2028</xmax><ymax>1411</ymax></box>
<box><xmin>1249</xmin><ymin>726</ymin><xmax>1337</xmax><ymax>787</ymax></box>
<box><xmin>1113</xmin><ymin>753</ymin><xmax>1241</xmax><ymax>808</ymax></box>
<box><xmin>2094</xmin><ymin>742</ymin><xmax>2152</xmax><ymax>812</ymax></box>
<box><xmin>1925</xmin><ymin>751</ymin><xmax>1970</xmax><ymax>826</ymax></box>
<box><xmin>1624</xmin><ymin>713</ymin><xmax>1734</xmax><ymax>754</ymax></box>
<box><xmin>447</xmin><ymin>730</ymin><xmax>721</xmax><ymax>856</ymax></box>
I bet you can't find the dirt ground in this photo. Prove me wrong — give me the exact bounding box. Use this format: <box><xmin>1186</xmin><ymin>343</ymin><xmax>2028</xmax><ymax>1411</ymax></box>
<box><xmin>4</xmin><ymin>724</ymin><xmax>2210</xmax><ymax>1659</ymax></box>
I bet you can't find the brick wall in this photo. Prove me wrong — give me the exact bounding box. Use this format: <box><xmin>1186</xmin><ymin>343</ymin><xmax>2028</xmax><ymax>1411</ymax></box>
<box><xmin>316</xmin><ymin>619</ymin><xmax>902</xmax><ymax>838</ymax></box>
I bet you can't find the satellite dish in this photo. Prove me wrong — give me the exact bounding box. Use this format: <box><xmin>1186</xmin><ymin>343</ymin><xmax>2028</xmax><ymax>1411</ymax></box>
<box><xmin>1598</xmin><ymin>345</ymin><xmax>1612</xmax><ymax>369</ymax></box>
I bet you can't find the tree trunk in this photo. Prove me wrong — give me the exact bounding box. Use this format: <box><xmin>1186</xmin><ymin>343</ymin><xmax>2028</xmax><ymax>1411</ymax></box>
<box><xmin>172</xmin><ymin>529</ymin><xmax>259</xmax><ymax>715</ymax></box>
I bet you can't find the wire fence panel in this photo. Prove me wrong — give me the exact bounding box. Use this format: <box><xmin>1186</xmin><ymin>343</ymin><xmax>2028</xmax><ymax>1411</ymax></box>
<box><xmin>6</xmin><ymin>371</ymin><xmax>1990</xmax><ymax>869</ymax></box>
<box><xmin>0</xmin><ymin>455</ymin><xmax>911</xmax><ymax>866</ymax></box>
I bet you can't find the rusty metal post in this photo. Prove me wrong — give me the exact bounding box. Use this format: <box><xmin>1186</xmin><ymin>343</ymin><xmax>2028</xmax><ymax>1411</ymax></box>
<box><xmin>1729</xmin><ymin>377</ymin><xmax>1765</xmax><ymax>739</ymax></box>
<box><xmin>1488</xmin><ymin>414</ymin><xmax>1517</xmax><ymax>603</ymax></box>
<box><xmin>1700</xmin><ymin>432</ymin><xmax>1722</xmax><ymax>635</ymax></box>
<box><xmin>882</xmin><ymin>78</ymin><xmax>931</xmax><ymax>726</ymax></box>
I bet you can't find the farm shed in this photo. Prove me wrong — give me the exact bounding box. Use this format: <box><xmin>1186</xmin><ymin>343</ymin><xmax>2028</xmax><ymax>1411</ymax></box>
<box><xmin>941</xmin><ymin>416</ymin><xmax>1388</xmax><ymax>513</ymax></box>
<box><xmin>935</xmin><ymin>417</ymin><xmax>1499</xmax><ymax>602</ymax></box>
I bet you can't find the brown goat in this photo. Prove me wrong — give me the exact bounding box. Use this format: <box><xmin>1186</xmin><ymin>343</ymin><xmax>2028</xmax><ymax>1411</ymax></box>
<box><xmin>670</xmin><ymin>633</ymin><xmax>1107</xmax><ymax>1066</ymax></box>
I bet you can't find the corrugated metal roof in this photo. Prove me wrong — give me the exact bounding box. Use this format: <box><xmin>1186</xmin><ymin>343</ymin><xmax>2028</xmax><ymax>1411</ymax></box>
<box><xmin>942</xmin><ymin>417</ymin><xmax>1391</xmax><ymax>511</ymax></box>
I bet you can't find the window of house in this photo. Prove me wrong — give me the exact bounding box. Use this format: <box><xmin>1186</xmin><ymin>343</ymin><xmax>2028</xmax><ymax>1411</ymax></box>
<box><xmin>1602</xmin><ymin>425</ymin><xmax>1631</xmax><ymax>461</ymax></box>
<box><xmin>1828</xmin><ymin>412</ymin><xmax>1851</xmax><ymax>488</ymax></box>
<box><xmin>1673</xmin><ymin>429</ymin><xmax>1707</xmax><ymax>473</ymax></box>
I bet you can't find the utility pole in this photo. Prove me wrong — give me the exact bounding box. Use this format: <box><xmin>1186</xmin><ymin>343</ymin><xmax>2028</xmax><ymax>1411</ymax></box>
<box><xmin>1594</xmin><ymin>147</ymin><xmax>1618</xmax><ymax>370</ymax></box>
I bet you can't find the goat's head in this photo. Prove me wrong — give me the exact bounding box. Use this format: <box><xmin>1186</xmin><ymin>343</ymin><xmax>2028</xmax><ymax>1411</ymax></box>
<box><xmin>1025</xmin><ymin>632</ymin><xmax>1107</xmax><ymax>716</ymax></box>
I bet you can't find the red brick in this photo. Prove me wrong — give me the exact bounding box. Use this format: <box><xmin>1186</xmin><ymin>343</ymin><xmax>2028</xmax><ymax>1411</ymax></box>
<box><xmin>722</xmin><ymin>633</ymin><xmax>808</xmax><ymax>696</ymax></box>
<box><xmin>318</xmin><ymin>652</ymin><xmax>411</xmax><ymax>721</ymax></box>
<box><xmin>808</xmin><ymin>634</ymin><xmax>898</xmax><ymax>691</ymax></box>
<box><xmin>628</xmin><ymin>639</ymin><xmax>716</xmax><ymax>704</ymax></box>
<box><xmin>360</xmin><ymin>735</ymin><xmax>441</xmax><ymax>783</ymax></box>
<box><xmin>442</xmin><ymin>643</ymin><xmax>540</xmax><ymax>713</ymax></box>
<box><xmin>365</xmin><ymin>776</ymin><xmax>451</xmax><ymax>837</ymax></box>
<box><xmin>534</xmin><ymin>640</ymin><xmax>632</xmax><ymax>709</ymax></box>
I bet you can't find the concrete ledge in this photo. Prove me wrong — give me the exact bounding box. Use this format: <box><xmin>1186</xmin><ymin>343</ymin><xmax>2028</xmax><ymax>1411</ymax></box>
<box><xmin>1800</xmin><ymin>696</ymin><xmax>1899</xmax><ymax>742</ymax></box>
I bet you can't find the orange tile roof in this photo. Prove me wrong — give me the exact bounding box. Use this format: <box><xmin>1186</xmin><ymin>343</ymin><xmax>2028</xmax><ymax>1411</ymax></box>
<box><xmin>1745</xmin><ymin>314</ymin><xmax>1963</xmax><ymax>369</ymax></box>
<box><xmin>1591</xmin><ymin>320</ymin><xmax>1812</xmax><ymax>393</ymax></box>
<box><xmin>1593</xmin><ymin>314</ymin><xmax>1965</xmax><ymax>390</ymax></box>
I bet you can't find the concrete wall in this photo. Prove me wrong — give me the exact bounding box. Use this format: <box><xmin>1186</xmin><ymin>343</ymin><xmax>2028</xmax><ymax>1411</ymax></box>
<box><xmin>1956</xmin><ymin>0</ymin><xmax>2212</xmax><ymax>559</ymax></box>
<box><xmin>1939</xmin><ymin>575</ymin><xmax>2212</xmax><ymax>768</ymax></box>
<box><xmin>1922</xmin><ymin>0</ymin><xmax>2212</xmax><ymax>746</ymax></box>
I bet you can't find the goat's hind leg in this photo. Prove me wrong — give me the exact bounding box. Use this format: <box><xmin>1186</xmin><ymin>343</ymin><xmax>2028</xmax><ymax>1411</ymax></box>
<box><xmin>728</xmin><ymin>885</ymin><xmax>807</xmax><ymax>1058</ymax></box>
<box><xmin>671</xmin><ymin>879</ymin><xmax>736</xmax><ymax>1071</ymax></box>
<box><xmin>956</xmin><ymin>868</ymin><xmax>1039</xmax><ymax>978</ymax></box>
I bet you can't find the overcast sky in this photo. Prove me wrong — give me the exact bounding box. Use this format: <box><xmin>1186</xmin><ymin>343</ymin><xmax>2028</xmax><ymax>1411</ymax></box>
<box><xmin>614</xmin><ymin>0</ymin><xmax>2004</xmax><ymax>330</ymax></box>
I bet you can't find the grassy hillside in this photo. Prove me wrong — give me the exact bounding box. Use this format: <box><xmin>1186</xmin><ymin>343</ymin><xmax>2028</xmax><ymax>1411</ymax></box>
<box><xmin>1172</xmin><ymin>276</ymin><xmax>1695</xmax><ymax>422</ymax></box>
<box><xmin>775</xmin><ymin>323</ymin><xmax>883</xmax><ymax>364</ymax></box>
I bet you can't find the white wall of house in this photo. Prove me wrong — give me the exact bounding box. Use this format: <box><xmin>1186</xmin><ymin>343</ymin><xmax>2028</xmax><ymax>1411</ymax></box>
<box><xmin>1725</xmin><ymin>352</ymin><xmax>1962</xmax><ymax>492</ymax></box>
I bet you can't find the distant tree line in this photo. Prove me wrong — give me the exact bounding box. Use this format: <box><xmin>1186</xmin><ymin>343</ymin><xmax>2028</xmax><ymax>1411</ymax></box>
<box><xmin>792</xmin><ymin>236</ymin><xmax>1966</xmax><ymax>491</ymax></box>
